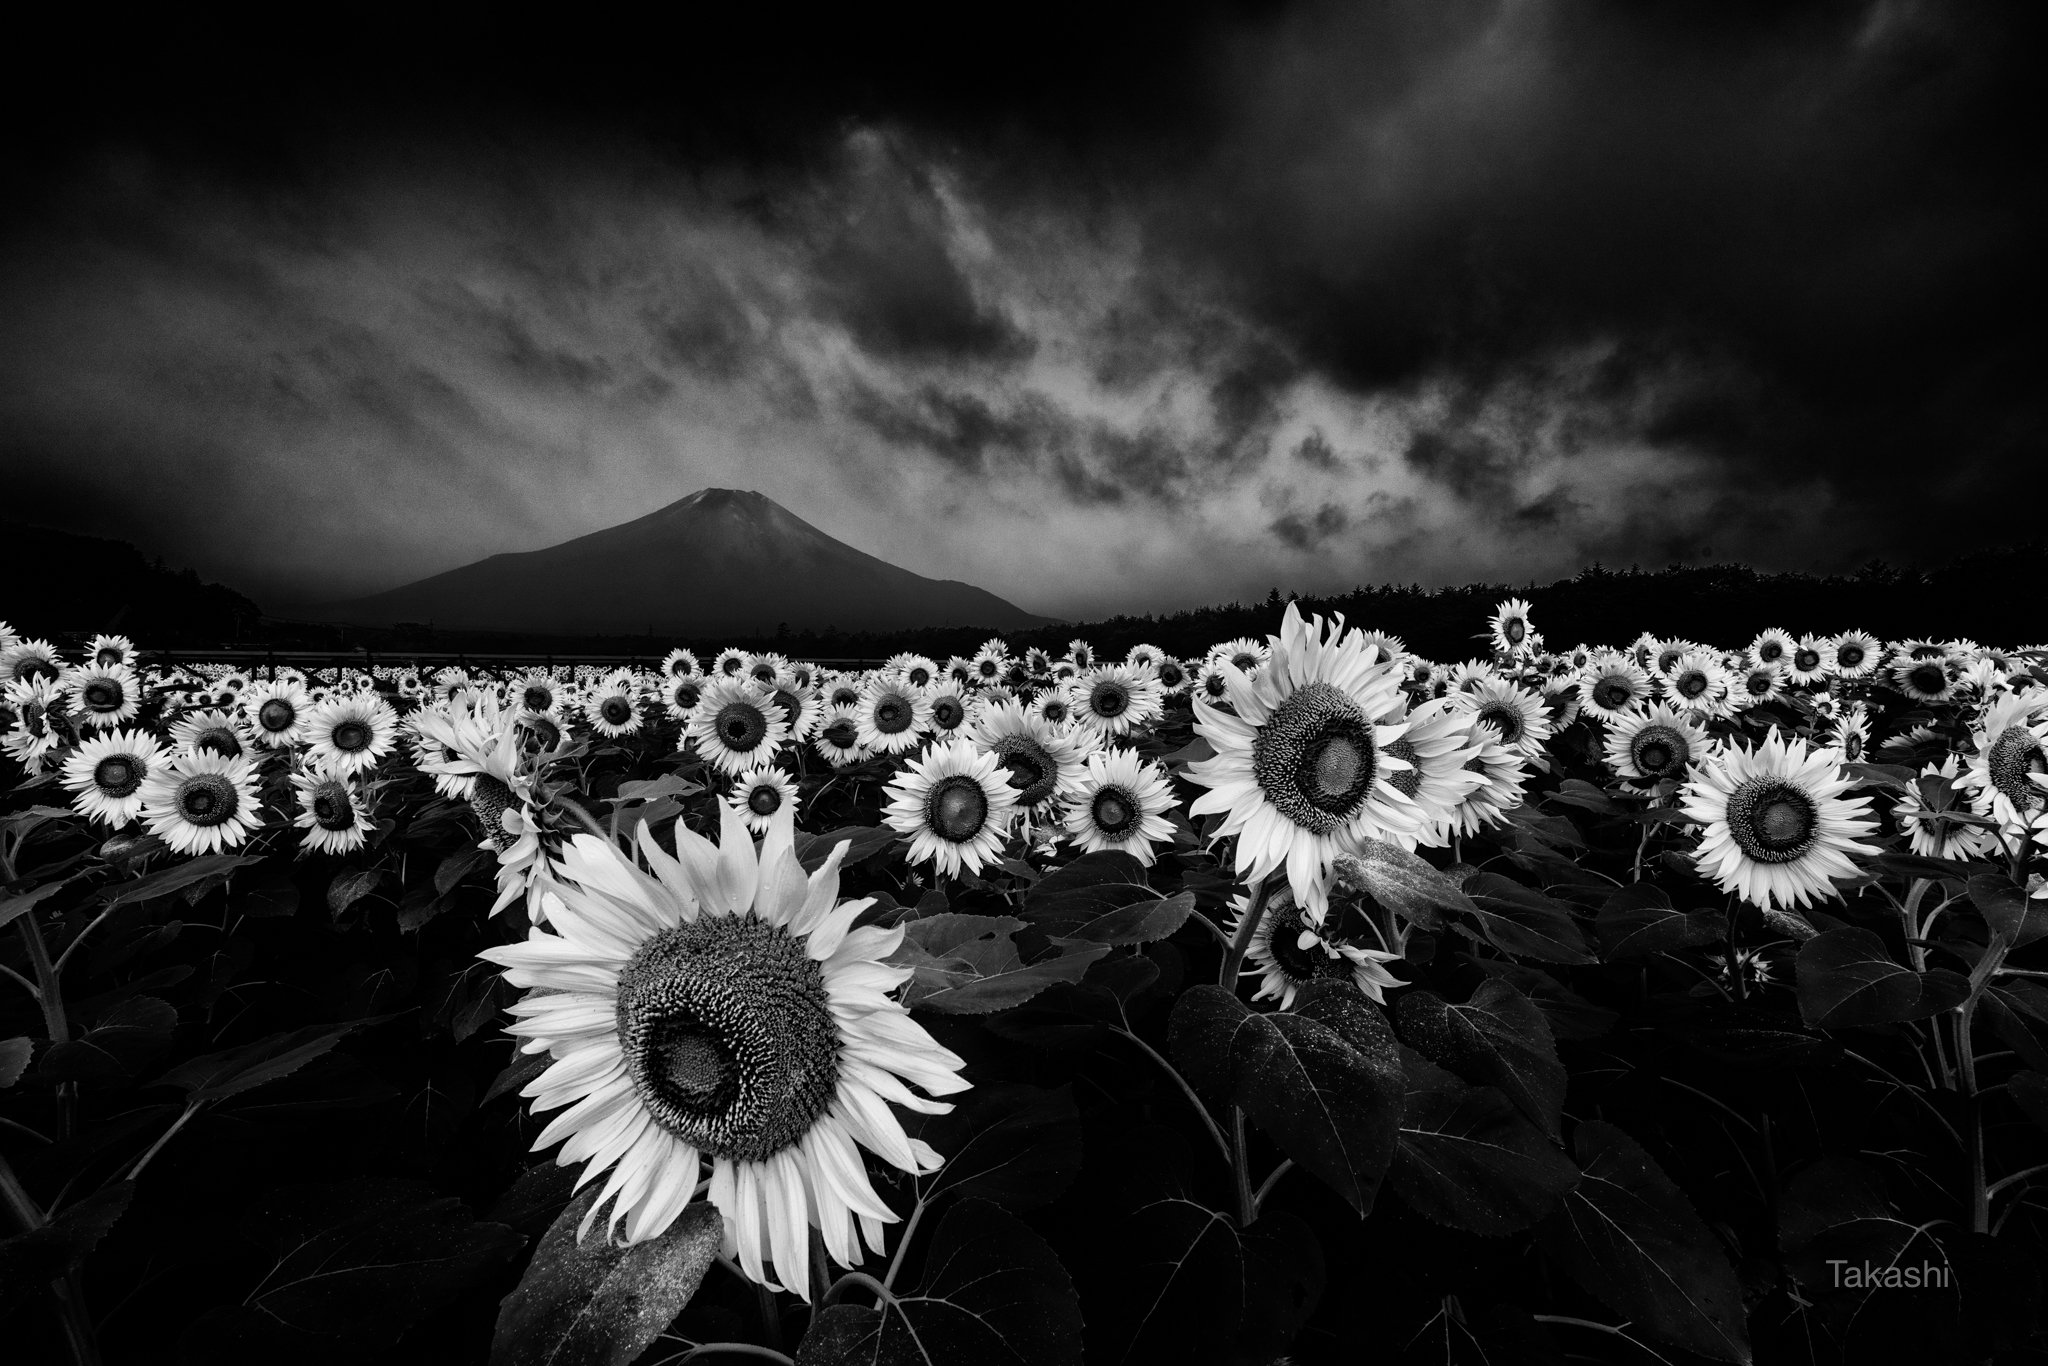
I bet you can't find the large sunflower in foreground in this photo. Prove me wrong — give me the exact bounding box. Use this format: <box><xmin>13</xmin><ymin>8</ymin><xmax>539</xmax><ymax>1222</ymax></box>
<box><xmin>1680</xmin><ymin>728</ymin><xmax>1880</xmax><ymax>912</ymax></box>
<box><xmin>1187</xmin><ymin>603</ymin><xmax>1419</xmax><ymax>921</ymax></box>
<box><xmin>483</xmin><ymin>807</ymin><xmax>967</xmax><ymax>1298</ymax></box>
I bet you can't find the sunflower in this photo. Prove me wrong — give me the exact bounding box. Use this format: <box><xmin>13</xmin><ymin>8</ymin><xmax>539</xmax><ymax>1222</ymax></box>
<box><xmin>661</xmin><ymin>648</ymin><xmax>701</xmax><ymax>679</ymax></box>
<box><xmin>747</xmin><ymin>654</ymin><xmax>785</xmax><ymax>688</ymax></box>
<box><xmin>764</xmin><ymin>672</ymin><xmax>822</xmax><ymax>745</ymax></box>
<box><xmin>413</xmin><ymin>692</ymin><xmax>550</xmax><ymax>917</ymax></box>
<box><xmin>1435</xmin><ymin>736</ymin><xmax>1529</xmax><ymax>840</ymax></box>
<box><xmin>516</xmin><ymin>671</ymin><xmax>566</xmax><ymax>720</ymax></box>
<box><xmin>1828</xmin><ymin>630</ymin><xmax>1881</xmax><ymax>680</ymax></box>
<box><xmin>64</xmin><ymin>663</ymin><xmax>142</xmax><ymax>729</ymax></box>
<box><xmin>855</xmin><ymin>676</ymin><xmax>932</xmax><ymax>756</ymax></box>
<box><xmin>1660</xmin><ymin>649</ymin><xmax>1731</xmax><ymax>718</ymax></box>
<box><xmin>1067</xmin><ymin>639</ymin><xmax>1096</xmax><ymax>670</ymax></box>
<box><xmin>1154</xmin><ymin>656</ymin><xmax>1192</xmax><ymax>697</ymax></box>
<box><xmin>687</xmin><ymin>678</ymin><xmax>791</xmax><ymax>777</ymax></box>
<box><xmin>970</xmin><ymin>641</ymin><xmax>1008</xmax><ymax>687</ymax></box>
<box><xmin>303</xmin><ymin>695</ymin><xmax>398</xmax><ymax>778</ymax></box>
<box><xmin>1061</xmin><ymin>747</ymin><xmax>1177</xmax><ymax>864</ymax></box>
<box><xmin>1825</xmin><ymin>701</ymin><xmax>1873</xmax><ymax>764</ymax></box>
<box><xmin>0</xmin><ymin>638</ymin><xmax>63</xmax><ymax>686</ymax></box>
<box><xmin>1890</xmin><ymin>653</ymin><xmax>1957</xmax><ymax>705</ymax></box>
<box><xmin>61</xmin><ymin>728</ymin><xmax>165</xmax><ymax>827</ymax></box>
<box><xmin>590</xmin><ymin>673</ymin><xmax>646</xmax><ymax>740</ymax></box>
<box><xmin>1744</xmin><ymin>630</ymin><xmax>1794</xmax><ymax>671</ymax></box>
<box><xmin>483</xmin><ymin>808</ymin><xmax>968</xmax><ymax>1294</ymax></box>
<box><xmin>1230</xmin><ymin>884</ymin><xmax>1405</xmax><ymax>1010</ymax></box>
<box><xmin>1448</xmin><ymin>659</ymin><xmax>1494</xmax><ymax>694</ymax></box>
<box><xmin>724</xmin><ymin>765</ymin><xmax>801</xmax><ymax>837</ymax></box>
<box><xmin>1126</xmin><ymin>643</ymin><xmax>1164</xmax><ymax>671</ymax></box>
<box><xmin>245</xmin><ymin>680</ymin><xmax>312</xmax><ymax>749</ymax></box>
<box><xmin>967</xmin><ymin>699</ymin><xmax>1090</xmax><ymax>817</ymax></box>
<box><xmin>1375</xmin><ymin>696</ymin><xmax>1488</xmax><ymax>849</ymax></box>
<box><xmin>1360</xmin><ymin>633</ymin><xmax>1406</xmax><ymax>668</ymax></box>
<box><xmin>882</xmin><ymin>741</ymin><xmax>1020</xmax><ymax>879</ymax></box>
<box><xmin>1580</xmin><ymin>654</ymin><xmax>1655</xmax><ymax>722</ymax></box>
<box><xmin>1451</xmin><ymin>677</ymin><xmax>1552</xmax><ymax>762</ymax></box>
<box><xmin>1023</xmin><ymin>647</ymin><xmax>1054</xmax><ymax>681</ymax></box>
<box><xmin>882</xmin><ymin>654</ymin><xmax>939</xmax><ymax>691</ymax></box>
<box><xmin>1186</xmin><ymin>603</ymin><xmax>1421</xmax><ymax>921</ymax></box>
<box><xmin>823</xmin><ymin>675</ymin><xmax>864</xmax><ymax>711</ymax></box>
<box><xmin>714</xmin><ymin>648</ymin><xmax>750</xmax><ymax>679</ymax></box>
<box><xmin>1603</xmin><ymin>701</ymin><xmax>1712</xmax><ymax>789</ymax></box>
<box><xmin>0</xmin><ymin>676</ymin><xmax>65</xmax><ymax>769</ymax></box>
<box><xmin>1487</xmin><ymin>597</ymin><xmax>1534</xmax><ymax>656</ymax></box>
<box><xmin>1894</xmin><ymin>755</ymin><xmax>1998</xmax><ymax>861</ymax></box>
<box><xmin>291</xmin><ymin>769</ymin><xmax>376</xmax><ymax>855</ymax></box>
<box><xmin>1074</xmin><ymin>663</ymin><xmax>1164</xmax><ymax>740</ymax></box>
<box><xmin>1194</xmin><ymin>664</ymin><xmax>1234</xmax><ymax>708</ymax></box>
<box><xmin>138</xmin><ymin>750</ymin><xmax>264</xmax><ymax>855</ymax></box>
<box><xmin>945</xmin><ymin>658</ymin><xmax>976</xmax><ymax>689</ymax></box>
<box><xmin>1650</xmin><ymin>639</ymin><xmax>1695</xmax><ymax>679</ymax></box>
<box><xmin>922</xmin><ymin>683</ymin><xmax>972</xmax><ymax>738</ymax></box>
<box><xmin>812</xmin><ymin>705</ymin><xmax>872</xmax><ymax>769</ymax></box>
<box><xmin>1210</xmin><ymin>637</ymin><xmax>1269</xmax><ymax>676</ymax></box>
<box><xmin>1785</xmin><ymin>635</ymin><xmax>1829</xmax><ymax>687</ymax></box>
<box><xmin>662</xmin><ymin>675</ymin><xmax>705</xmax><ymax>722</ymax></box>
<box><xmin>1958</xmin><ymin>692</ymin><xmax>2048</xmax><ymax>829</ymax></box>
<box><xmin>168</xmin><ymin>707</ymin><xmax>254</xmax><ymax>761</ymax></box>
<box><xmin>1682</xmin><ymin>730</ymin><xmax>1880</xmax><ymax>912</ymax></box>
<box><xmin>1728</xmin><ymin>661</ymin><xmax>1787</xmax><ymax>713</ymax></box>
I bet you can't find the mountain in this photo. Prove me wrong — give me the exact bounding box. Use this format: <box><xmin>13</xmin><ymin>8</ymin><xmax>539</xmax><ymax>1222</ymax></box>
<box><xmin>302</xmin><ymin>489</ymin><xmax>1053</xmax><ymax>636</ymax></box>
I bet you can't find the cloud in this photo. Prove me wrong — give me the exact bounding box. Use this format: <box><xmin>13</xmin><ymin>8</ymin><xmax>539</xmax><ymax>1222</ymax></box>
<box><xmin>0</xmin><ymin>1</ymin><xmax>2035</xmax><ymax>623</ymax></box>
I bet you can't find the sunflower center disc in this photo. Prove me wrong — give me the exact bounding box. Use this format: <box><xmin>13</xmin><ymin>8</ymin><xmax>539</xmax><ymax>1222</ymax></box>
<box><xmin>1759</xmin><ymin>642</ymin><xmax>1783</xmax><ymax>662</ymax></box>
<box><xmin>1267</xmin><ymin>908</ymin><xmax>1345</xmax><ymax>986</ymax></box>
<box><xmin>908</xmin><ymin>669</ymin><xmax>930</xmax><ymax>688</ymax></box>
<box><xmin>1092</xmin><ymin>790</ymin><xmax>1134</xmax><ymax>834</ymax></box>
<box><xmin>932</xmin><ymin>698</ymin><xmax>963</xmax><ymax>729</ymax></box>
<box><xmin>1909</xmin><ymin>665</ymin><xmax>1946</xmax><ymax>694</ymax></box>
<box><xmin>1595</xmin><ymin>680</ymin><xmax>1631</xmax><ymax>708</ymax></box>
<box><xmin>1477</xmin><ymin>703</ymin><xmax>1523</xmax><ymax>745</ymax></box>
<box><xmin>1748</xmin><ymin>675</ymin><xmax>1772</xmax><ymax>696</ymax></box>
<box><xmin>1092</xmin><ymin>684</ymin><xmax>1128</xmax><ymax>718</ymax></box>
<box><xmin>1505</xmin><ymin>620</ymin><xmax>1525</xmax><ymax>643</ymax></box>
<box><xmin>930</xmin><ymin>776</ymin><xmax>990</xmax><ymax>841</ymax></box>
<box><xmin>602</xmin><ymin>698</ymin><xmax>632</xmax><ymax>725</ymax></box>
<box><xmin>1794</xmin><ymin>650</ymin><xmax>1820</xmax><ymax>671</ymax></box>
<box><xmin>198</xmin><ymin>727</ymin><xmax>241</xmax><ymax>758</ymax></box>
<box><xmin>1231</xmin><ymin>654</ymin><xmax>1258</xmax><ymax>672</ymax></box>
<box><xmin>874</xmin><ymin>700</ymin><xmax>910</xmax><ymax>733</ymax></box>
<box><xmin>260</xmin><ymin>700</ymin><xmax>295</xmax><ymax>732</ymax></box>
<box><xmin>95</xmin><ymin>757</ymin><xmax>139</xmax><ymax>796</ymax></box>
<box><xmin>96</xmin><ymin>649</ymin><xmax>122</xmax><ymax>667</ymax></box>
<box><xmin>1253</xmin><ymin>681</ymin><xmax>1377</xmax><ymax>834</ymax></box>
<box><xmin>718</xmin><ymin>704</ymin><xmax>765</xmax><ymax>750</ymax></box>
<box><xmin>1839</xmin><ymin>645</ymin><xmax>1864</xmax><ymax>668</ymax></box>
<box><xmin>332</xmin><ymin>721</ymin><xmax>369</xmax><ymax>753</ymax></box>
<box><xmin>85</xmin><ymin>682</ymin><xmax>120</xmax><ymax>710</ymax></box>
<box><xmin>313</xmin><ymin>785</ymin><xmax>355</xmax><ymax>830</ymax></box>
<box><xmin>673</xmin><ymin>683</ymin><xmax>699</xmax><ymax>710</ymax></box>
<box><xmin>748</xmin><ymin>785</ymin><xmax>781</xmax><ymax>816</ymax></box>
<box><xmin>1678</xmin><ymin>673</ymin><xmax>1707</xmax><ymax>698</ymax></box>
<box><xmin>1638</xmin><ymin>742</ymin><xmax>1672</xmax><ymax>773</ymax></box>
<box><xmin>823</xmin><ymin>720</ymin><xmax>857</xmax><ymax>750</ymax></box>
<box><xmin>178</xmin><ymin>774</ymin><xmax>236</xmax><ymax>827</ymax></box>
<box><xmin>1727</xmin><ymin>780</ymin><xmax>1818</xmax><ymax>863</ymax></box>
<box><xmin>615</xmin><ymin>915</ymin><xmax>840</xmax><ymax>1162</ymax></box>
<box><xmin>524</xmin><ymin>687</ymin><xmax>552</xmax><ymax>711</ymax></box>
<box><xmin>1988</xmin><ymin>728</ymin><xmax>2048</xmax><ymax>809</ymax></box>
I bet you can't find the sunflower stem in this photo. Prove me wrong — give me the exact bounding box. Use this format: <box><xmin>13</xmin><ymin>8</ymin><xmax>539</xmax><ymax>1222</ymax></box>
<box><xmin>1230</xmin><ymin>1105</ymin><xmax>1256</xmax><ymax>1228</ymax></box>
<box><xmin>0</xmin><ymin>1149</ymin><xmax>102</xmax><ymax>1366</ymax></box>
<box><xmin>1107</xmin><ymin>1028</ymin><xmax>1230</xmax><ymax>1165</ymax></box>
<box><xmin>754</xmin><ymin>1283</ymin><xmax>783</xmax><ymax>1353</ymax></box>
<box><xmin>1219</xmin><ymin>877</ymin><xmax>1270</xmax><ymax>989</ymax></box>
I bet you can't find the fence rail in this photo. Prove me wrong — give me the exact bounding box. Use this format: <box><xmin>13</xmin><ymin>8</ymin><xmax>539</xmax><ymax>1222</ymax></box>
<box><xmin>136</xmin><ymin>649</ymin><xmax>889</xmax><ymax>678</ymax></box>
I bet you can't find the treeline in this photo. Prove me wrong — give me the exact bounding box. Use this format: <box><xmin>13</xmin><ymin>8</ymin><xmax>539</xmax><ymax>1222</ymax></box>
<box><xmin>4</xmin><ymin>524</ymin><xmax>264</xmax><ymax>644</ymax></box>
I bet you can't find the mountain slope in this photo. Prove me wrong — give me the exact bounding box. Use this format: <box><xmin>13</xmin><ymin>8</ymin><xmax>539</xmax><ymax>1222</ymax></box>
<box><xmin>306</xmin><ymin>489</ymin><xmax>1051</xmax><ymax>635</ymax></box>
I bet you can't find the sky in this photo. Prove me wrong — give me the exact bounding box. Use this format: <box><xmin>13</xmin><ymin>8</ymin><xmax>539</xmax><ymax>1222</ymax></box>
<box><xmin>1</xmin><ymin>2</ymin><xmax>2039</xmax><ymax>622</ymax></box>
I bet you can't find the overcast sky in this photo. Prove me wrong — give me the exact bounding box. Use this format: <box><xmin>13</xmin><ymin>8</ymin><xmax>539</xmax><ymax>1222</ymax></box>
<box><xmin>1</xmin><ymin>2</ymin><xmax>2038</xmax><ymax>621</ymax></box>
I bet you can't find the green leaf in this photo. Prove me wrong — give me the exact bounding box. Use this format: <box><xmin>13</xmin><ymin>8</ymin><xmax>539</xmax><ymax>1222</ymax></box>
<box><xmin>1329</xmin><ymin>836</ymin><xmax>1477</xmax><ymax>932</ymax></box>
<box><xmin>158</xmin><ymin>1020</ymin><xmax>369</xmax><ymax>1102</ymax></box>
<box><xmin>609</xmin><ymin>774</ymin><xmax>702</xmax><ymax>804</ymax></box>
<box><xmin>1097</xmin><ymin>1199</ymin><xmax>1322</xmax><ymax>1366</ymax></box>
<box><xmin>1537</xmin><ymin>1121</ymin><xmax>1752</xmax><ymax>1364</ymax></box>
<box><xmin>1168</xmin><ymin>983</ymin><xmax>1404</xmax><ymax>1215</ymax></box>
<box><xmin>894</xmin><ymin>914</ymin><xmax>1109</xmax><ymax>1014</ymax></box>
<box><xmin>1021</xmin><ymin>851</ymin><xmax>1162</xmax><ymax>937</ymax></box>
<box><xmin>0</xmin><ymin>1182</ymin><xmax>134</xmax><ymax>1314</ymax></box>
<box><xmin>796</xmin><ymin>1199</ymin><xmax>1081</xmax><ymax>1366</ymax></box>
<box><xmin>92</xmin><ymin>853</ymin><xmax>264</xmax><ymax>910</ymax></box>
<box><xmin>38</xmin><ymin>996</ymin><xmax>178</xmax><ymax>1084</ymax></box>
<box><xmin>904</xmin><ymin>1083</ymin><xmax>1084</xmax><ymax>1211</ymax></box>
<box><xmin>184</xmin><ymin>1179</ymin><xmax>522</xmax><ymax>1352</ymax></box>
<box><xmin>1795</xmin><ymin>928</ymin><xmax>1970</xmax><ymax>1029</ymax></box>
<box><xmin>1395</xmin><ymin>981</ymin><xmax>1565</xmax><ymax>1138</ymax></box>
<box><xmin>1387</xmin><ymin>1048</ymin><xmax>1578</xmax><ymax>1236</ymax></box>
<box><xmin>1459</xmin><ymin>871</ymin><xmax>1596</xmax><ymax>964</ymax></box>
<box><xmin>0</xmin><ymin>1036</ymin><xmax>30</xmax><ymax>1088</ymax></box>
<box><xmin>434</xmin><ymin>846</ymin><xmax>494</xmax><ymax>896</ymax></box>
<box><xmin>491</xmin><ymin>1189</ymin><xmax>720</xmax><ymax>1366</ymax></box>
<box><xmin>1968</xmin><ymin>872</ymin><xmax>2044</xmax><ymax>947</ymax></box>
<box><xmin>1056</xmin><ymin>891</ymin><xmax>1194</xmax><ymax>946</ymax></box>
<box><xmin>0</xmin><ymin>878</ymin><xmax>72</xmax><ymax>931</ymax></box>
<box><xmin>1594</xmin><ymin>882</ymin><xmax>1725</xmax><ymax>960</ymax></box>
<box><xmin>792</xmin><ymin>824</ymin><xmax>898</xmax><ymax>873</ymax></box>
<box><xmin>326</xmin><ymin>866</ymin><xmax>387</xmax><ymax>917</ymax></box>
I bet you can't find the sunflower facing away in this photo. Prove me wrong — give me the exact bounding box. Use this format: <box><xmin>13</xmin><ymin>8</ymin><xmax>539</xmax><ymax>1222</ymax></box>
<box><xmin>483</xmin><ymin>806</ymin><xmax>968</xmax><ymax>1298</ymax></box>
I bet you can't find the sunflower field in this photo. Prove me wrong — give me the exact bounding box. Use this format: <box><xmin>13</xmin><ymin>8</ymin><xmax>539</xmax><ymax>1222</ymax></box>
<box><xmin>2</xmin><ymin>606</ymin><xmax>2045</xmax><ymax>1365</ymax></box>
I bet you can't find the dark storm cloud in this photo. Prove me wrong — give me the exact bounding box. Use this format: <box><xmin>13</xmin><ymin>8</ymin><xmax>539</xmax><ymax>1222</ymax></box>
<box><xmin>0</xmin><ymin>1</ymin><xmax>2036</xmax><ymax>619</ymax></box>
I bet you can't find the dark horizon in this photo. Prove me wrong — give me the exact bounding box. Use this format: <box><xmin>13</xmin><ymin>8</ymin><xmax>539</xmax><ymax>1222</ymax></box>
<box><xmin>2</xmin><ymin>4</ymin><xmax>2040</xmax><ymax>620</ymax></box>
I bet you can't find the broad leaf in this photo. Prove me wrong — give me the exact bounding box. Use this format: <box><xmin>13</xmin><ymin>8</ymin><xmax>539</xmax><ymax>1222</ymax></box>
<box><xmin>38</xmin><ymin>995</ymin><xmax>178</xmax><ymax>1084</ymax></box>
<box><xmin>0</xmin><ymin>1182</ymin><xmax>134</xmax><ymax>1314</ymax></box>
<box><xmin>0</xmin><ymin>878</ymin><xmax>71</xmax><ymax>931</ymax></box>
<box><xmin>1388</xmin><ymin>1049</ymin><xmax>1577</xmax><ymax>1236</ymax></box>
<box><xmin>792</xmin><ymin>824</ymin><xmax>898</xmax><ymax>873</ymax></box>
<box><xmin>491</xmin><ymin>1189</ymin><xmax>720</xmax><ymax>1366</ymax></box>
<box><xmin>1328</xmin><ymin>837</ymin><xmax>1478</xmax><ymax>932</ymax></box>
<box><xmin>1395</xmin><ymin>982</ymin><xmax>1565</xmax><ymax>1138</ymax></box>
<box><xmin>93</xmin><ymin>853</ymin><xmax>264</xmax><ymax>910</ymax></box>
<box><xmin>1458</xmin><ymin>872</ymin><xmax>1595</xmax><ymax>964</ymax></box>
<box><xmin>158</xmin><ymin>1020</ymin><xmax>369</xmax><ymax>1102</ymax></box>
<box><xmin>1096</xmin><ymin>1198</ymin><xmax>1322</xmax><ymax>1366</ymax></box>
<box><xmin>904</xmin><ymin>1083</ymin><xmax>1083</xmax><ymax>1211</ymax></box>
<box><xmin>796</xmin><ymin>1199</ymin><xmax>1081</xmax><ymax>1366</ymax></box>
<box><xmin>1537</xmin><ymin>1121</ymin><xmax>1752</xmax><ymax>1364</ymax></box>
<box><xmin>1168</xmin><ymin>984</ymin><xmax>1403</xmax><ymax>1215</ymax></box>
<box><xmin>1021</xmin><ymin>851</ymin><xmax>1160</xmax><ymax>937</ymax></box>
<box><xmin>1594</xmin><ymin>882</ymin><xmax>1724</xmax><ymax>960</ymax></box>
<box><xmin>1056</xmin><ymin>890</ymin><xmax>1194</xmax><ymax>946</ymax></box>
<box><xmin>894</xmin><ymin>914</ymin><xmax>1108</xmax><ymax>1014</ymax></box>
<box><xmin>327</xmin><ymin>867</ymin><xmax>387</xmax><ymax>917</ymax></box>
<box><xmin>1795</xmin><ymin>928</ymin><xmax>1969</xmax><ymax>1029</ymax></box>
<box><xmin>0</xmin><ymin>1036</ymin><xmax>30</xmax><ymax>1088</ymax></box>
